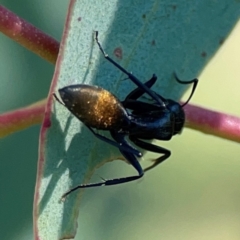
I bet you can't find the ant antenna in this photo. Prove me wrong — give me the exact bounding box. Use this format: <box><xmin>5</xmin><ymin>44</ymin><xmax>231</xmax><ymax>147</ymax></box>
<box><xmin>174</xmin><ymin>72</ymin><xmax>198</xmax><ymax>107</ymax></box>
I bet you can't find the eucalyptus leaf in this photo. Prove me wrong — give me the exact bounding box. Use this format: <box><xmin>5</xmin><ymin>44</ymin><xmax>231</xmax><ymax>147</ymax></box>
<box><xmin>34</xmin><ymin>0</ymin><xmax>240</xmax><ymax>239</ymax></box>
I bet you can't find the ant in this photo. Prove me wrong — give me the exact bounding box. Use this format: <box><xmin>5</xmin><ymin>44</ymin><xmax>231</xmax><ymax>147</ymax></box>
<box><xmin>54</xmin><ymin>31</ymin><xmax>198</xmax><ymax>200</ymax></box>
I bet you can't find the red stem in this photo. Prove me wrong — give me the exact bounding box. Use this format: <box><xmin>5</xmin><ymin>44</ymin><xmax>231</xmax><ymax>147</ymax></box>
<box><xmin>0</xmin><ymin>5</ymin><xmax>59</xmax><ymax>64</ymax></box>
<box><xmin>185</xmin><ymin>104</ymin><xmax>240</xmax><ymax>143</ymax></box>
<box><xmin>0</xmin><ymin>100</ymin><xmax>46</xmax><ymax>138</ymax></box>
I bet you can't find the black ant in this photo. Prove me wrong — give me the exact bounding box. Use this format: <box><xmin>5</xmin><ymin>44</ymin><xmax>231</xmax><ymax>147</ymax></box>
<box><xmin>54</xmin><ymin>31</ymin><xmax>198</xmax><ymax>200</ymax></box>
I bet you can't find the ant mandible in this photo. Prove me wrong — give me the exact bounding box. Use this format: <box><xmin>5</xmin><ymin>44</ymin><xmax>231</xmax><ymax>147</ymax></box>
<box><xmin>54</xmin><ymin>31</ymin><xmax>198</xmax><ymax>200</ymax></box>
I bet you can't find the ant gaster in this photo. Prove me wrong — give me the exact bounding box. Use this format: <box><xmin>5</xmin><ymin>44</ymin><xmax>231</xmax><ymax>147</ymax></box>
<box><xmin>54</xmin><ymin>31</ymin><xmax>198</xmax><ymax>201</ymax></box>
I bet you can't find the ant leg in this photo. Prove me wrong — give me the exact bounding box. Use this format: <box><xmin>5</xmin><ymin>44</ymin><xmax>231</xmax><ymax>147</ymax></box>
<box><xmin>174</xmin><ymin>73</ymin><xmax>198</xmax><ymax>107</ymax></box>
<box><xmin>95</xmin><ymin>31</ymin><xmax>165</xmax><ymax>107</ymax></box>
<box><xmin>122</xmin><ymin>75</ymin><xmax>159</xmax><ymax>113</ymax></box>
<box><xmin>129</xmin><ymin>136</ymin><xmax>171</xmax><ymax>172</ymax></box>
<box><xmin>60</xmin><ymin>149</ymin><xmax>144</xmax><ymax>200</ymax></box>
<box><xmin>61</xmin><ymin>132</ymin><xmax>144</xmax><ymax>200</ymax></box>
<box><xmin>87</xmin><ymin>127</ymin><xmax>142</xmax><ymax>157</ymax></box>
<box><xmin>122</xmin><ymin>76</ymin><xmax>166</xmax><ymax>113</ymax></box>
<box><xmin>122</xmin><ymin>100</ymin><xmax>161</xmax><ymax>113</ymax></box>
<box><xmin>124</xmin><ymin>74</ymin><xmax>157</xmax><ymax>101</ymax></box>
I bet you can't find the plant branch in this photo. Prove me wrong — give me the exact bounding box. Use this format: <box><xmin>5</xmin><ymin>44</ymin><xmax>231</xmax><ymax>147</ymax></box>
<box><xmin>185</xmin><ymin>104</ymin><xmax>240</xmax><ymax>143</ymax></box>
<box><xmin>0</xmin><ymin>99</ymin><xmax>46</xmax><ymax>138</ymax></box>
<box><xmin>0</xmin><ymin>5</ymin><xmax>59</xmax><ymax>64</ymax></box>
<box><xmin>1</xmin><ymin>98</ymin><xmax>240</xmax><ymax>143</ymax></box>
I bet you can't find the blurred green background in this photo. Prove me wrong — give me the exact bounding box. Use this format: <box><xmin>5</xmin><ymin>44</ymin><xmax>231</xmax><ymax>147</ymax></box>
<box><xmin>0</xmin><ymin>1</ymin><xmax>240</xmax><ymax>240</ymax></box>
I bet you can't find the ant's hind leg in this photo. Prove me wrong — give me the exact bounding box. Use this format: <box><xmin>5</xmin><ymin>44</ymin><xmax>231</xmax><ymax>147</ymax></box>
<box><xmin>124</xmin><ymin>74</ymin><xmax>157</xmax><ymax>101</ymax></box>
<box><xmin>129</xmin><ymin>136</ymin><xmax>171</xmax><ymax>172</ymax></box>
<box><xmin>94</xmin><ymin>31</ymin><xmax>165</xmax><ymax>107</ymax></box>
<box><xmin>61</xmin><ymin>144</ymin><xmax>144</xmax><ymax>201</ymax></box>
<box><xmin>87</xmin><ymin>127</ymin><xmax>142</xmax><ymax>157</ymax></box>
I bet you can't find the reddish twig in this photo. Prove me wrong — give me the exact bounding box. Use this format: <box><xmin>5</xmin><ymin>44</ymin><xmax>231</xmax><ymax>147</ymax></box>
<box><xmin>0</xmin><ymin>5</ymin><xmax>59</xmax><ymax>64</ymax></box>
<box><xmin>0</xmin><ymin>99</ymin><xmax>46</xmax><ymax>138</ymax></box>
<box><xmin>185</xmin><ymin>104</ymin><xmax>240</xmax><ymax>143</ymax></box>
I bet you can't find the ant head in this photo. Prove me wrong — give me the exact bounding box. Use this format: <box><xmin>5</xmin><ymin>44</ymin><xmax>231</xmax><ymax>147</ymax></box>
<box><xmin>165</xmin><ymin>99</ymin><xmax>185</xmax><ymax>134</ymax></box>
<box><xmin>167</xmin><ymin>74</ymin><xmax>199</xmax><ymax>133</ymax></box>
